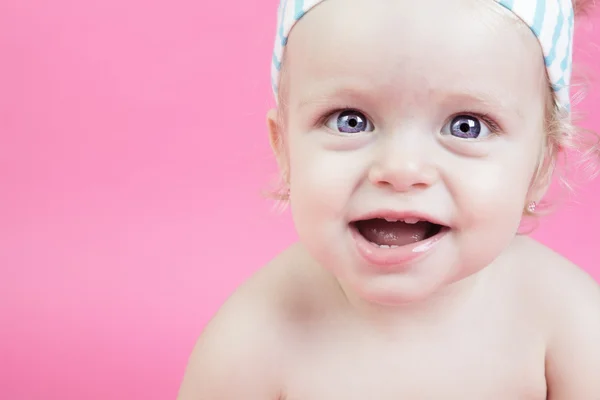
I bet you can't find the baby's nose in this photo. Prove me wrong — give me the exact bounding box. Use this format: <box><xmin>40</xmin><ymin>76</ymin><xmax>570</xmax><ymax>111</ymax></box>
<box><xmin>368</xmin><ymin>134</ymin><xmax>439</xmax><ymax>192</ymax></box>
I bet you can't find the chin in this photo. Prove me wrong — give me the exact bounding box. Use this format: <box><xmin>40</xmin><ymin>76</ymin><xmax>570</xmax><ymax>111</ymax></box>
<box><xmin>337</xmin><ymin>234</ymin><xmax>496</xmax><ymax>307</ymax></box>
<box><xmin>349</xmin><ymin>263</ymin><xmax>455</xmax><ymax>305</ymax></box>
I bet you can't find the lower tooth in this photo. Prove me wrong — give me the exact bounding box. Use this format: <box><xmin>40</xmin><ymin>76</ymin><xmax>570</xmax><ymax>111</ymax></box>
<box><xmin>368</xmin><ymin>241</ymin><xmax>399</xmax><ymax>249</ymax></box>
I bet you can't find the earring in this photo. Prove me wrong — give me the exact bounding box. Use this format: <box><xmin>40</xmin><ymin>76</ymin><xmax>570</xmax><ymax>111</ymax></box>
<box><xmin>279</xmin><ymin>184</ymin><xmax>290</xmax><ymax>200</ymax></box>
<box><xmin>527</xmin><ymin>201</ymin><xmax>537</xmax><ymax>213</ymax></box>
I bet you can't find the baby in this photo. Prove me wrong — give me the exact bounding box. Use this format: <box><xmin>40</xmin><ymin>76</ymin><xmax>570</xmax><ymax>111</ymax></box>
<box><xmin>179</xmin><ymin>0</ymin><xmax>600</xmax><ymax>399</ymax></box>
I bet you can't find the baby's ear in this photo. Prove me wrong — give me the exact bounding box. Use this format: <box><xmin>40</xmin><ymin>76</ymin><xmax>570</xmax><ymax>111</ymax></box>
<box><xmin>528</xmin><ymin>150</ymin><xmax>556</xmax><ymax>205</ymax></box>
<box><xmin>266</xmin><ymin>108</ymin><xmax>290</xmax><ymax>183</ymax></box>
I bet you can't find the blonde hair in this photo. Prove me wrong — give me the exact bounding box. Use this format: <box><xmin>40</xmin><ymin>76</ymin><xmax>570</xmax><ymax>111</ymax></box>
<box><xmin>268</xmin><ymin>0</ymin><xmax>600</xmax><ymax>216</ymax></box>
<box><xmin>528</xmin><ymin>0</ymin><xmax>600</xmax><ymax>216</ymax></box>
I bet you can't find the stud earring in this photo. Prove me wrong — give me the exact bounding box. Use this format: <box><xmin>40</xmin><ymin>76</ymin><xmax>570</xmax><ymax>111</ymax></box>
<box><xmin>527</xmin><ymin>201</ymin><xmax>537</xmax><ymax>213</ymax></box>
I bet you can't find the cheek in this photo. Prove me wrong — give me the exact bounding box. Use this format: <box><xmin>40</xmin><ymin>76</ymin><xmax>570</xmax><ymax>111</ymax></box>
<box><xmin>452</xmin><ymin>157</ymin><xmax>534</xmax><ymax>230</ymax></box>
<box><xmin>287</xmin><ymin>139</ymin><xmax>367</xmax><ymax>213</ymax></box>
<box><xmin>286</xmin><ymin>141</ymin><xmax>368</xmax><ymax>264</ymax></box>
<box><xmin>442</xmin><ymin>154</ymin><xmax>538</xmax><ymax>278</ymax></box>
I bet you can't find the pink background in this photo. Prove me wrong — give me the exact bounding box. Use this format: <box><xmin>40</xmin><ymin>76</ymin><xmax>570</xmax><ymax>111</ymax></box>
<box><xmin>0</xmin><ymin>1</ymin><xmax>598</xmax><ymax>399</ymax></box>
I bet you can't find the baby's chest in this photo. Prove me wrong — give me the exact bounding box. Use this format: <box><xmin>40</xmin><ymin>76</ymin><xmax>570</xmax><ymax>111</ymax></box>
<box><xmin>282</xmin><ymin>332</ymin><xmax>547</xmax><ymax>400</ymax></box>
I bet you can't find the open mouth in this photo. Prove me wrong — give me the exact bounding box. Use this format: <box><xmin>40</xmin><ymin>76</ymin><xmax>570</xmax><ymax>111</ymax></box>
<box><xmin>351</xmin><ymin>218</ymin><xmax>446</xmax><ymax>248</ymax></box>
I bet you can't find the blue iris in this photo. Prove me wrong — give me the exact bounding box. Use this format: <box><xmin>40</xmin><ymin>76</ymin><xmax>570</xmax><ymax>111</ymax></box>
<box><xmin>337</xmin><ymin>110</ymin><xmax>369</xmax><ymax>134</ymax></box>
<box><xmin>450</xmin><ymin>115</ymin><xmax>481</xmax><ymax>139</ymax></box>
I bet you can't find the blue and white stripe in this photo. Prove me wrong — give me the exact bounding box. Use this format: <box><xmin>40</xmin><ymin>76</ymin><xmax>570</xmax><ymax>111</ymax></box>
<box><xmin>271</xmin><ymin>0</ymin><xmax>574</xmax><ymax>113</ymax></box>
<box><xmin>496</xmin><ymin>0</ymin><xmax>574</xmax><ymax>112</ymax></box>
<box><xmin>271</xmin><ymin>0</ymin><xmax>324</xmax><ymax>95</ymax></box>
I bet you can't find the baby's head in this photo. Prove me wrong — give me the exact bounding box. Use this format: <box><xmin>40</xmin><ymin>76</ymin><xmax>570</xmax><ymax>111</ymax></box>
<box><xmin>266</xmin><ymin>0</ymin><xmax>598</xmax><ymax>304</ymax></box>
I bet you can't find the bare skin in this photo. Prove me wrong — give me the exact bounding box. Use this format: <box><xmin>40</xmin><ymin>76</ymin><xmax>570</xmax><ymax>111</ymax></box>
<box><xmin>177</xmin><ymin>0</ymin><xmax>600</xmax><ymax>397</ymax></box>
<box><xmin>177</xmin><ymin>236</ymin><xmax>600</xmax><ymax>400</ymax></box>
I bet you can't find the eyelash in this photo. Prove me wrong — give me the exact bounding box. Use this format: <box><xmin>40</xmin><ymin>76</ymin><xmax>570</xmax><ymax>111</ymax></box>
<box><xmin>314</xmin><ymin>107</ymin><xmax>356</xmax><ymax>128</ymax></box>
<box><xmin>466</xmin><ymin>112</ymin><xmax>503</xmax><ymax>134</ymax></box>
<box><xmin>316</xmin><ymin>108</ymin><xmax>503</xmax><ymax>134</ymax></box>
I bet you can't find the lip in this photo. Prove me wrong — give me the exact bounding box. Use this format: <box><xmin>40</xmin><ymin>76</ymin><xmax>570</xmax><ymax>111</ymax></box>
<box><xmin>350</xmin><ymin>221</ymin><xmax>450</xmax><ymax>268</ymax></box>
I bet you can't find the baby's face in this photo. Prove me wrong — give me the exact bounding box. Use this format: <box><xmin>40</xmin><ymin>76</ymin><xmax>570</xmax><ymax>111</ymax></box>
<box><xmin>276</xmin><ymin>0</ymin><xmax>550</xmax><ymax>304</ymax></box>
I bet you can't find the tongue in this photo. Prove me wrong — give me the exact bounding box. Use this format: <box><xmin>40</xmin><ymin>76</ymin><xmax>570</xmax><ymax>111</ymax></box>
<box><xmin>356</xmin><ymin>219</ymin><xmax>432</xmax><ymax>246</ymax></box>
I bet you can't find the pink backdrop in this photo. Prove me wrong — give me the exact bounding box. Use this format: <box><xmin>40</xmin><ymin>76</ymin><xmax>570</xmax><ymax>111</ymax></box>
<box><xmin>0</xmin><ymin>1</ymin><xmax>598</xmax><ymax>399</ymax></box>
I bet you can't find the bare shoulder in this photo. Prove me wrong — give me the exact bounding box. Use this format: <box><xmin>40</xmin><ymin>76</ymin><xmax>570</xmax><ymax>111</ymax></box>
<box><xmin>508</xmin><ymin>236</ymin><xmax>600</xmax><ymax>324</ymax></box>
<box><xmin>509</xmin><ymin>232</ymin><xmax>587</xmax><ymax>271</ymax></box>
<box><xmin>177</xmin><ymin>242</ymin><xmax>336</xmax><ymax>400</ymax></box>
<box><xmin>509</xmin><ymin>236</ymin><xmax>600</xmax><ymax>399</ymax></box>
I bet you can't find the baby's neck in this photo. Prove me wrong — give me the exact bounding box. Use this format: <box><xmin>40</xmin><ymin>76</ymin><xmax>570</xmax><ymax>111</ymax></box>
<box><xmin>336</xmin><ymin>269</ymin><xmax>490</xmax><ymax>337</ymax></box>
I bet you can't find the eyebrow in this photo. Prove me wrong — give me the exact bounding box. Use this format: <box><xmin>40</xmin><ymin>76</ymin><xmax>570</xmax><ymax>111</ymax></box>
<box><xmin>440</xmin><ymin>89</ymin><xmax>520</xmax><ymax>116</ymax></box>
<box><xmin>296</xmin><ymin>85</ymin><xmax>521</xmax><ymax>119</ymax></box>
<box><xmin>297</xmin><ymin>86</ymin><xmax>369</xmax><ymax>110</ymax></box>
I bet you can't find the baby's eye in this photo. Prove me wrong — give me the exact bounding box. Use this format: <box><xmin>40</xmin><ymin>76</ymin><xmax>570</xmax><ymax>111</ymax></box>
<box><xmin>325</xmin><ymin>109</ymin><xmax>374</xmax><ymax>134</ymax></box>
<box><xmin>442</xmin><ymin>115</ymin><xmax>491</xmax><ymax>139</ymax></box>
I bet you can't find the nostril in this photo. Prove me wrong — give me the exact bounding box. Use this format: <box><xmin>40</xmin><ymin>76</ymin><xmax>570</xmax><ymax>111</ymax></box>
<box><xmin>374</xmin><ymin>179</ymin><xmax>429</xmax><ymax>191</ymax></box>
<box><xmin>411</xmin><ymin>182</ymin><xmax>429</xmax><ymax>190</ymax></box>
<box><xmin>368</xmin><ymin>159</ymin><xmax>438</xmax><ymax>192</ymax></box>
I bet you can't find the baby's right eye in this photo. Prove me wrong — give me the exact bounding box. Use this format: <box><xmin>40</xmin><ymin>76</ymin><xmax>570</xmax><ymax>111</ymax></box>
<box><xmin>325</xmin><ymin>109</ymin><xmax>374</xmax><ymax>134</ymax></box>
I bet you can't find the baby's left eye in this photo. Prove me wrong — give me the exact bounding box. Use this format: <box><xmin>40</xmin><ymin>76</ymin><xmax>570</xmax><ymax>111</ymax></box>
<box><xmin>442</xmin><ymin>115</ymin><xmax>491</xmax><ymax>139</ymax></box>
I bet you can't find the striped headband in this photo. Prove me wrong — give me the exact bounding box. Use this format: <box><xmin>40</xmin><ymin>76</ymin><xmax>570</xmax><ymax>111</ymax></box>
<box><xmin>271</xmin><ymin>0</ymin><xmax>575</xmax><ymax>113</ymax></box>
